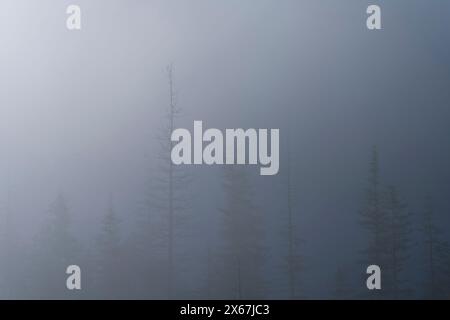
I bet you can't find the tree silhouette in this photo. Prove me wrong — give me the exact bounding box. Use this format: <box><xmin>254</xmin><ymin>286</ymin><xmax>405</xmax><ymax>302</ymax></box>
<box><xmin>132</xmin><ymin>64</ymin><xmax>191</xmax><ymax>299</ymax></box>
<box><xmin>33</xmin><ymin>193</ymin><xmax>80</xmax><ymax>299</ymax></box>
<box><xmin>359</xmin><ymin>146</ymin><xmax>389</xmax><ymax>298</ymax></box>
<box><xmin>218</xmin><ymin>166</ymin><xmax>264</xmax><ymax>299</ymax></box>
<box><xmin>384</xmin><ymin>186</ymin><xmax>412</xmax><ymax>298</ymax></box>
<box><xmin>95</xmin><ymin>195</ymin><xmax>123</xmax><ymax>298</ymax></box>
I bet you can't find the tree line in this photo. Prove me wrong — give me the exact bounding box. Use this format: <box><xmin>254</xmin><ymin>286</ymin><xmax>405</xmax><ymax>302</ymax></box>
<box><xmin>0</xmin><ymin>69</ymin><xmax>449</xmax><ymax>299</ymax></box>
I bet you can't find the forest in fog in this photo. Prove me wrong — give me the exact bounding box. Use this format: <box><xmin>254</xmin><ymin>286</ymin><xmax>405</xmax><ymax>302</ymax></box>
<box><xmin>0</xmin><ymin>66</ymin><xmax>449</xmax><ymax>299</ymax></box>
<box><xmin>1</xmin><ymin>1</ymin><xmax>450</xmax><ymax>299</ymax></box>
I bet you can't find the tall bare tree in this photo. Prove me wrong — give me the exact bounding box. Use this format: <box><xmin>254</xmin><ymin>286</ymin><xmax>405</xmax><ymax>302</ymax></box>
<box><xmin>134</xmin><ymin>64</ymin><xmax>191</xmax><ymax>298</ymax></box>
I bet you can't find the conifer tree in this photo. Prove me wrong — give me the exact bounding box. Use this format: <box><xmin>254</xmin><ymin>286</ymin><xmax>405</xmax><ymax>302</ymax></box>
<box><xmin>384</xmin><ymin>186</ymin><xmax>412</xmax><ymax>298</ymax></box>
<box><xmin>219</xmin><ymin>166</ymin><xmax>264</xmax><ymax>299</ymax></box>
<box><xmin>34</xmin><ymin>193</ymin><xmax>80</xmax><ymax>299</ymax></box>
<box><xmin>359</xmin><ymin>146</ymin><xmax>389</xmax><ymax>298</ymax></box>
<box><xmin>96</xmin><ymin>195</ymin><xmax>122</xmax><ymax>298</ymax></box>
<box><xmin>133</xmin><ymin>64</ymin><xmax>191</xmax><ymax>298</ymax></box>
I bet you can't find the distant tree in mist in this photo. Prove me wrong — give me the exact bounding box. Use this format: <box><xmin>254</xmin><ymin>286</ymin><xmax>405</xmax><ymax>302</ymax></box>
<box><xmin>285</xmin><ymin>139</ymin><xmax>304</xmax><ymax>299</ymax></box>
<box><xmin>131</xmin><ymin>64</ymin><xmax>191</xmax><ymax>299</ymax></box>
<box><xmin>33</xmin><ymin>193</ymin><xmax>81</xmax><ymax>299</ymax></box>
<box><xmin>46</xmin><ymin>194</ymin><xmax>77</xmax><ymax>262</ymax></box>
<box><xmin>217</xmin><ymin>166</ymin><xmax>264</xmax><ymax>299</ymax></box>
<box><xmin>383</xmin><ymin>186</ymin><xmax>413</xmax><ymax>299</ymax></box>
<box><xmin>95</xmin><ymin>195</ymin><xmax>123</xmax><ymax>298</ymax></box>
<box><xmin>421</xmin><ymin>197</ymin><xmax>450</xmax><ymax>299</ymax></box>
<box><xmin>359</xmin><ymin>146</ymin><xmax>389</xmax><ymax>298</ymax></box>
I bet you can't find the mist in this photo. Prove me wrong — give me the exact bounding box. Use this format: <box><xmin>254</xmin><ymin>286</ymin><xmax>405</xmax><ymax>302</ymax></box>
<box><xmin>0</xmin><ymin>0</ymin><xmax>450</xmax><ymax>299</ymax></box>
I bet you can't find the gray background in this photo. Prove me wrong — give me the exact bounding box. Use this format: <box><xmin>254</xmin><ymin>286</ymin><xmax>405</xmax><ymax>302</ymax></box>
<box><xmin>0</xmin><ymin>0</ymin><xmax>449</xmax><ymax>299</ymax></box>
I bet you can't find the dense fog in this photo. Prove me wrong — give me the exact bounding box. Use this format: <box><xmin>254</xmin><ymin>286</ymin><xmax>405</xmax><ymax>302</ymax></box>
<box><xmin>0</xmin><ymin>0</ymin><xmax>449</xmax><ymax>299</ymax></box>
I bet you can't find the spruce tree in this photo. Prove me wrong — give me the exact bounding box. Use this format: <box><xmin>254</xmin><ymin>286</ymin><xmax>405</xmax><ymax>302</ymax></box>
<box><xmin>219</xmin><ymin>166</ymin><xmax>264</xmax><ymax>299</ymax></box>
<box><xmin>34</xmin><ymin>193</ymin><xmax>80</xmax><ymax>299</ymax></box>
<box><xmin>132</xmin><ymin>64</ymin><xmax>191</xmax><ymax>298</ymax></box>
<box><xmin>359</xmin><ymin>146</ymin><xmax>389</xmax><ymax>298</ymax></box>
<box><xmin>96</xmin><ymin>195</ymin><xmax>122</xmax><ymax>298</ymax></box>
<box><xmin>384</xmin><ymin>186</ymin><xmax>412</xmax><ymax>298</ymax></box>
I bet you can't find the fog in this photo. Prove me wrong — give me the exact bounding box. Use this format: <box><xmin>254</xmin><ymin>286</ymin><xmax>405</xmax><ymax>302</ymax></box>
<box><xmin>0</xmin><ymin>0</ymin><xmax>449</xmax><ymax>299</ymax></box>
